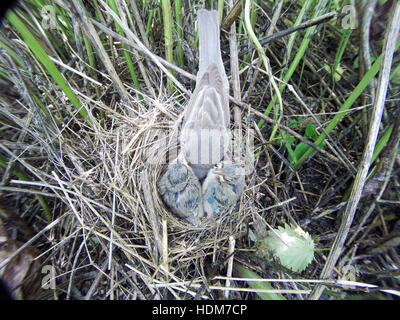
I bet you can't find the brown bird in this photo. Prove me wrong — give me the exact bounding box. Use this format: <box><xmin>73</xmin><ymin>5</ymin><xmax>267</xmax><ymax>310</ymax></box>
<box><xmin>180</xmin><ymin>9</ymin><xmax>231</xmax><ymax>180</ymax></box>
<box><xmin>159</xmin><ymin>10</ymin><xmax>247</xmax><ymax>225</ymax></box>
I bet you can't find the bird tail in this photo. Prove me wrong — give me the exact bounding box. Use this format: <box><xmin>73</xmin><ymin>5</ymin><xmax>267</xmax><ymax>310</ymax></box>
<box><xmin>197</xmin><ymin>9</ymin><xmax>229</xmax><ymax>95</ymax></box>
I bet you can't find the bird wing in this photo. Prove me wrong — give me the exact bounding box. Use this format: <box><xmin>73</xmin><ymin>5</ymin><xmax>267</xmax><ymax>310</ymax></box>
<box><xmin>180</xmin><ymin>64</ymin><xmax>230</xmax><ymax>169</ymax></box>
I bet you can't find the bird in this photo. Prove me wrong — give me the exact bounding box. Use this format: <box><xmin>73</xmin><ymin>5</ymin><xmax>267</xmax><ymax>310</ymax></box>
<box><xmin>158</xmin><ymin>154</ymin><xmax>203</xmax><ymax>225</ymax></box>
<box><xmin>202</xmin><ymin>162</ymin><xmax>246</xmax><ymax>217</ymax></box>
<box><xmin>158</xmin><ymin>10</ymin><xmax>245</xmax><ymax>225</ymax></box>
<box><xmin>180</xmin><ymin>9</ymin><xmax>231</xmax><ymax>180</ymax></box>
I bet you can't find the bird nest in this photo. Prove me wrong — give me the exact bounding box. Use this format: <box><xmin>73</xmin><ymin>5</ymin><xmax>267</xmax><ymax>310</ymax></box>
<box><xmin>36</xmin><ymin>91</ymin><xmax>258</xmax><ymax>299</ymax></box>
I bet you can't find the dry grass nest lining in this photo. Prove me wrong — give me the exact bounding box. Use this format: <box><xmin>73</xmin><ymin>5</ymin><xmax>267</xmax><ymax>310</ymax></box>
<box><xmin>54</xmin><ymin>90</ymin><xmax>259</xmax><ymax>283</ymax></box>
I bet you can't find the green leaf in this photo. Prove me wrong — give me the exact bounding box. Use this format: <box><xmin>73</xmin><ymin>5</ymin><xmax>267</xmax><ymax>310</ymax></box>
<box><xmin>305</xmin><ymin>122</ymin><xmax>318</xmax><ymax>139</ymax></box>
<box><xmin>234</xmin><ymin>263</ymin><xmax>286</xmax><ymax>300</ymax></box>
<box><xmin>91</xmin><ymin>236</ymin><xmax>99</xmax><ymax>245</ymax></box>
<box><xmin>286</xmin><ymin>142</ymin><xmax>297</xmax><ymax>165</ymax></box>
<box><xmin>353</xmin><ymin>57</ymin><xmax>359</xmax><ymax>69</ymax></box>
<box><xmin>293</xmin><ymin>142</ymin><xmax>309</xmax><ymax>165</ymax></box>
<box><xmin>289</xmin><ymin>117</ymin><xmax>302</xmax><ymax>129</ymax></box>
<box><xmin>323</xmin><ymin>63</ymin><xmax>344</xmax><ymax>82</ymax></box>
<box><xmin>277</xmin><ymin>130</ymin><xmax>295</xmax><ymax>146</ymax></box>
<box><xmin>265</xmin><ymin>224</ymin><xmax>315</xmax><ymax>273</ymax></box>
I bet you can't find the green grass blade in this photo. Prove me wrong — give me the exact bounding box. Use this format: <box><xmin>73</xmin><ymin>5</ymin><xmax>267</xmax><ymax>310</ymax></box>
<box><xmin>234</xmin><ymin>263</ymin><xmax>287</xmax><ymax>300</ymax></box>
<box><xmin>294</xmin><ymin>56</ymin><xmax>382</xmax><ymax>169</ymax></box>
<box><xmin>6</xmin><ymin>9</ymin><xmax>89</xmax><ymax>120</ymax></box>
<box><xmin>83</xmin><ymin>35</ymin><xmax>101</xmax><ymax>99</ymax></box>
<box><xmin>146</xmin><ymin>8</ymin><xmax>154</xmax><ymax>36</ymax></box>
<box><xmin>257</xmin><ymin>0</ymin><xmax>325</xmax><ymax>128</ymax></box>
<box><xmin>333</xmin><ymin>28</ymin><xmax>352</xmax><ymax>80</ymax></box>
<box><xmin>296</xmin><ymin>65</ymin><xmax>382</xmax><ymax>169</ymax></box>
<box><xmin>32</xmin><ymin>92</ymin><xmax>52</xmax><ymax>120</ymax></box>
<box><xmin>293</xmin><ymin>25</ymin><xmax>400</xmax><ymax>170</ymax></box>
<box><xmin>174</xmin><ymin>0</ymin><xmax>184</xmax><ymax>68</ymax></box>
<box><xmin>161</xmin><ymin>0</ymin><xmax>174</xmax><ymax>90</ymax></box>
<box><xmin>218</xmin><ymin>0</ymin><xmax>224</xmax><ymax>23</ymax></box>
<box><xmin>286</xmin><ymin>0</ymin><xmax>313</xmax><ymax>63</ymax></box>
<box><xmin>245</xmin><ymin>0</ymin><xmax>284</xmax><ymax>142</ymax></box>
<box><xmin>108</xmin><ymin>0</ymin><xmax>141</xmax><ymax>95</ymax></box>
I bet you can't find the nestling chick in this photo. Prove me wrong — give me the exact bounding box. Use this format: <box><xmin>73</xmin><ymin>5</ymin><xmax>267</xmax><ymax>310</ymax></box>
<box><xmin>202</xmin><ymin>162</ymin><xmax>246</xmax><ymax>217</ymax></box>
<box><xmin>158</xmin><ymin>156</ymin><xmax>203</xmax><ymax>225</ymax></box>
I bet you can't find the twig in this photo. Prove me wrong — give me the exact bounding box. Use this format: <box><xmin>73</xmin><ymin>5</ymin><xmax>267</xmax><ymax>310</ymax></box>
<box><xmin>109</xmin><ymin>129</ymin><xmax>120</xmax><ymax>270</ymax></box>
<box><xmin>224</xmin><ymin>236</ymin><xmax>235</xmax><ymax>299</ymax></box>
<box><xmin>70</xmin><ymin>0</ymin><xmax>131</xmax><ymax>103</ymax></box>
<box><xmin>285</xmin><ymin>83</ymin><xmax>357</xmax><ymax>174</ymax></box>
<box><xmin>162</xmin><ymin>219</ymin><xmax>169</xmax><ymax>273</ymax></box>
<box><xmin>140</xmin><ymin>170</ymin><xmax>163</xmax><ymax>258</ymax></box>
<box><xmin>239</xmin><ymin>11</ymin><xmax>338</xmax><ymax>57</ymax></box>
<box><xmin>359</xmin><ymin>0</ymin><xmax>378</xmax><ymax>136</ymax></box>
<box><xmin>84</xmin><ymin>261</ymin><xmax>108</xmax><ymax>300</ymax></box>
<box><xmin>347</xmin><ymin>110</ymin><xmax>400</xmax><ymax>246</ymax></box>
<box><xmin>129</xmin><ymin>0</ymin><xmax>150</xmax><ymax>48</ymax></box>
<box><xmin>228</xmin><ymin>0</ymin><xmax>242</xmax><ymax>137</ymax></box>
<box><xmin>89</xmin><ymin>16</ymin><xmax>190</xmax><ymax>94</ymax></box>
<box><xmin>222</xmin><ymin>0</ymin><xmax>243</xmax><ymax>31</ymax></box>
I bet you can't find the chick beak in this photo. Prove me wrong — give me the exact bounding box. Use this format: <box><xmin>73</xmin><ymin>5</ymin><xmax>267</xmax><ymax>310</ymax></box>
<box><xmin>178</xmin><ymin>154</ymin><xmax>191</xmax><ymax>170</ymax></box>
<box><xmin>213</xmin><ymin>167</ymin><xmax>225</xmax><ymax>182</ymax></box>
<box><xmin>182</xmin><ymin>158</ymin><xmax>190</xmax><ymax>170</ymax></box>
